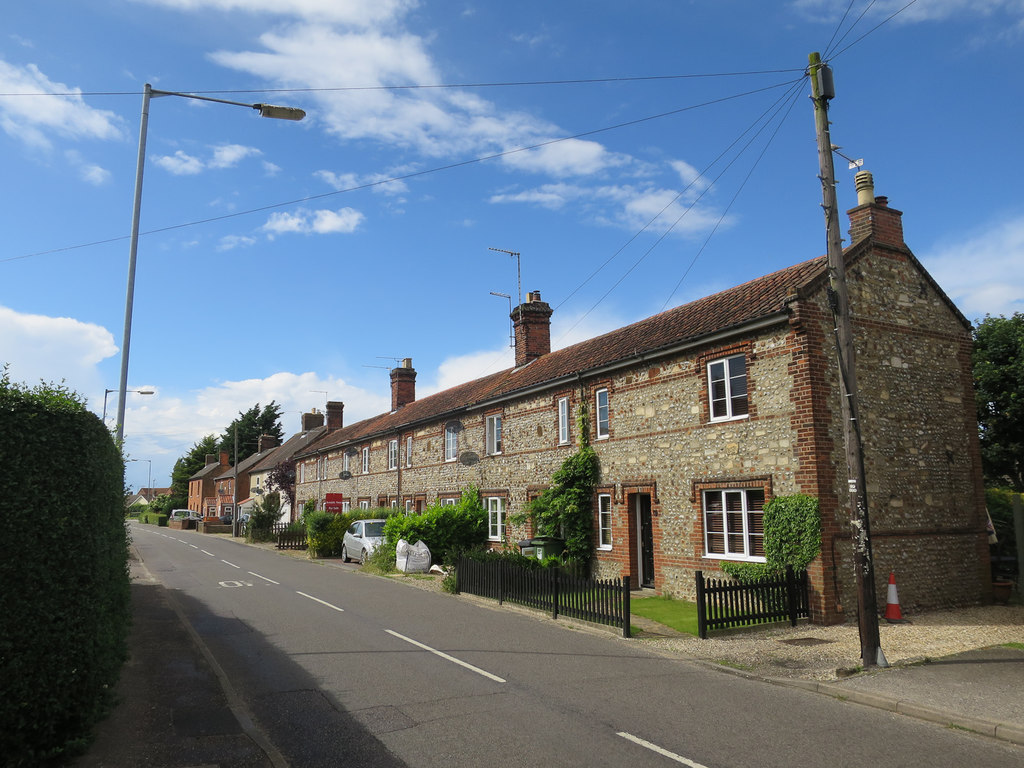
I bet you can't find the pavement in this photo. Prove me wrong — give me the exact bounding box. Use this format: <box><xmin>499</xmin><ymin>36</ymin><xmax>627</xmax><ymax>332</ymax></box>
<box><xmin>66</xmin><ymin>540</ymin><xmax>1024</xmax><ymax>766</ymax></box>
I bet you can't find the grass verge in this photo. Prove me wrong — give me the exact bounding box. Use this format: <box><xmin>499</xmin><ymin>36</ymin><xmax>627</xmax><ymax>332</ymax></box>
<box><xmin>630</xmin><ymin>595</ymin><xmax>700</xmax><ymax>636</ymax></box>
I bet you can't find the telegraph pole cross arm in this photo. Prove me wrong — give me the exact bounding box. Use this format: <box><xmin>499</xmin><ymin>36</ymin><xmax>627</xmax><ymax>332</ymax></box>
<box><xmin>808</xmin><ymin>52</ymin><xmax>886</xmax><ymax>668</ymax></box>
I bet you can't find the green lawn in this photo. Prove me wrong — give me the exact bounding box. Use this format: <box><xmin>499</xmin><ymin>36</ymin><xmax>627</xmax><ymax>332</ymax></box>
<box><xmin>630</xmin><ymin>595</ymin><xmax>700</xmax><ymax>636</ymax></box>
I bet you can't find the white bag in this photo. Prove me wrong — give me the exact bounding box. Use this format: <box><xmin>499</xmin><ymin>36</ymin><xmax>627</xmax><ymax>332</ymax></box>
<box><xmin>395</xmin><ymin>538</ymin><xmax>431</xmax><ymax>573</ymax></box>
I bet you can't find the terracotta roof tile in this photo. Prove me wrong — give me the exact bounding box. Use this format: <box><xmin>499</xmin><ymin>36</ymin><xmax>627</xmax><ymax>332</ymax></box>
<box><xmin>301</xmin><ymin>256</ymin><xmax>827</xmax><ymax>457</ymax></box>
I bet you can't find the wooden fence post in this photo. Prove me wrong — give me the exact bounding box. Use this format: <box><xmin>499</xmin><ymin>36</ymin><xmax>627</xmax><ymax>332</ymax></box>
<box><xmin>695</xmin><ymin>571</ymin><xmax>707</xmax><ymax>639</ymax></box>
<box><xmin>622</xmin><ymin>575</ymin><xmax>631</xmax><ymax>638</ymax></box>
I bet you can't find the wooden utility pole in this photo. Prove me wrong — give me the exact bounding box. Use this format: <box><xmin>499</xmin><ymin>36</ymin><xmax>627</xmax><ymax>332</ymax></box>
<box><xmin>808</xmin><ymin>52</ymin><xmax>886</xmax><ymax>668</ymax></box>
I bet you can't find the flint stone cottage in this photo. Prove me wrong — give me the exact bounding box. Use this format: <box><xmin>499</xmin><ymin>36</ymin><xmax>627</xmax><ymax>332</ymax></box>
<box><xmin>294</xmin><ymin>175</ymin><xmax>988</xmax><ymax>625</ymax></box>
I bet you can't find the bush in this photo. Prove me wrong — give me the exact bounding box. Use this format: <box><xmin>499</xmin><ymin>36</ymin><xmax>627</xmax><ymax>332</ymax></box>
<box><xmin>721</xmin><ymin>494</ymin><xmax>820</xmax><ymax>583</ymax></box>
<box><xmin>138</xmin><ymin>511</ymin><xmax>168</xmax><ymax>526</ymax></box>
<box><xmin>986</xmin><ymin>487</ymin><xmax>1021</xmax><ymax>573</ymax></box>
<box><xmin>246</xmin><ymin>491</ymin><xmax>282</xmax><ymax>543</ymax></box>
<box><xmin>383</xmin><ymin>488</ymin><xmax>487</xmax><ymax>564</ymax></box>
<box><xmin>0</xmin><ymin>372</ymin><xmax>131</xmax><ymax>765</ymax></box>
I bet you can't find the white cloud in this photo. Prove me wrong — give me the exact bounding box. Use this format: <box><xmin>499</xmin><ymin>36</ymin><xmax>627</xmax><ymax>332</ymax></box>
<box><xmin>217</xmin><ymin>234</ymin><xmax>258</xmax><ymax>251</ymax></box>
<box><xmin>501</xmin><ymin>138</ymin><xmax>623</xmax><ymax>177</ymax></box>
<box><xmin>0</xmin><ymin>60</ymin><xmax>122</xmax><ymax>149</ymax></box>
<box><xmin>152</xmin><ymin>149</ymin><xmax>204</xmax><ymax>175</ymax></box>
<box><xmin>316</xmin><ymin>168</ymin><xmax>409</xmax><ymax>196</ymax></box>
<box><xmin>262</xmin><ymin>160</ymin><xmax>281</xmax><ymax>175</ymax></box>
<box><xmin>262</xmin><ymin>207</ymin><xmax>364</xmax><ymax>237</ymax></box>
<box><xmin>920</xmin><ymin>213</ymin><xmax>1024</xmax><ymax>321</ymax></box>
<box><xmin>209</xmin><ymin>143</ymin><xmax>262</xmax><ymax>168</ymax></box>
<box><xmin>79</xmin><ymin>163</ymin><xmax>111</xmax><ymax>185</ymax></box>
<box><xmin>0</xmin><ymin>305</ymin><xmax>117</xmax><ymax>398</ymax></box>
<box><xmin>131</xmin><ymin>0</ymin><xmax>416</xmax><ymax>26</ymax></box>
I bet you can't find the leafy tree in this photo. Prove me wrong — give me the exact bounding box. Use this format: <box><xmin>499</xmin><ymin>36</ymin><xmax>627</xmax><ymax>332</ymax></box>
<box><xmin>973</xmin><ymin>313</ymin><xmax>1024</xmax><ymax>490</ymax></box>
<box><xmin>218</xmin><ymin>402</ymin><xmax>284</xmax><ymax>465</ymax></box>
<box><xmin>266</xmin><ymin>458</ymin><xmax>297</xmax><ymax>510</ymax></box>
<box><xmin>167</xmin><ymin>434</ymin><xmax>218</xmax><ymax>509</ymax></box>
<box><xmin>246</xmin><ymin>490</ymin><xmax>282</xmax><ymax>543</ymax></box>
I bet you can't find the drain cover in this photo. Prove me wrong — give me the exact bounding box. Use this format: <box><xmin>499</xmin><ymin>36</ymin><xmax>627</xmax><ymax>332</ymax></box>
<box><xmin>779</xmin><ymin>637</ymin><xmax>833</xmax><ymax>646</ymax></box>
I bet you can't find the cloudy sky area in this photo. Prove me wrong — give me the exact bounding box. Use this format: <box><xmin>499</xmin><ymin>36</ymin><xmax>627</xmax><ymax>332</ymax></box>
<box><xmin>2</xmin><ymin>0</ymin><xmax>1022</xmax><ymax>492</ymax></box>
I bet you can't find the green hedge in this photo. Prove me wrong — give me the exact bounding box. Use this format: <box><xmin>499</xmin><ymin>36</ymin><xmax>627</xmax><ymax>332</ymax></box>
<box><xmin>383</xmin><ymin>488</ymin><xmax>487</xmax><ymax>565</ymax></box>
<box><xmin>305</xmin><ymin>508</ymin><xmax>397</xmax><ymax>558</ymax></box>
<box><xmin>138</xmin><ymin>511</ymin><xmax>168</xmax><ymax>526</ymax></box>
<box><xmin>0</xmin><ymin>375</ymin><xmax>131</xmax><ymax>765</ymax></box>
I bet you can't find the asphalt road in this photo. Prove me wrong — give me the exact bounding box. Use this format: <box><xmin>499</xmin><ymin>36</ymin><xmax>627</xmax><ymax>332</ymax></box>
<box><xmin>131</xmin><ymin>525</ymin><xmax>1023</xmax><ymax>768</ymax></box>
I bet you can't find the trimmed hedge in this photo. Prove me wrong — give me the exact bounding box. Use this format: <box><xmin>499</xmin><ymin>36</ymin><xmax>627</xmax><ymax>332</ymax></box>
<box><xmin>138</xmin><ymin>511</ymin><xmax>168</xmax><ymax>526</ymax></box>
<box><xmin>383</xmin><ymin>489</ymin><xmax>487</xmax><ymax>565</ymax></box>
<box><xmin>0</xmin><ymin>375</ymin><xmax>131</xmax><ymax>765</ymax></box>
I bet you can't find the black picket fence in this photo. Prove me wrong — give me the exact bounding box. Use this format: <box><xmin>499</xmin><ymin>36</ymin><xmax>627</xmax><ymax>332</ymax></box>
<box><xmin>695</xmin><ymin>567</ymin><xmax>809</xmax><ymax>638</ymax></box>
<box><xmin>274</xmin><ymin>523</ymin><xmax>307</xmax><ymax>550</ymax></box>
<box><xmin>455</xmin><ymin>556</ymin><xmax>631</xmax><ymax>637</ymax></box>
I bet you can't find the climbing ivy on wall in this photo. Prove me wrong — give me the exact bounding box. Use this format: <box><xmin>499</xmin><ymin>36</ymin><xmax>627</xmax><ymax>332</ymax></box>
<box><xmin>512</xmin><ymin>399</ymin><xmax>601</xmax><ymax>571</ymax></box>
<box><xmin>721</xmin><ymin>493</ymin><xmax>821</xmax><ymax>582</ymax></box>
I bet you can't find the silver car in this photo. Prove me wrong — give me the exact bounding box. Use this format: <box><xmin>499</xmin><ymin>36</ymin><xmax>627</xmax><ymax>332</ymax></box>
<box><xmin>342</xmin><ymin>519</ymin><xmax>386</xmax><ymax>564</ymax></box>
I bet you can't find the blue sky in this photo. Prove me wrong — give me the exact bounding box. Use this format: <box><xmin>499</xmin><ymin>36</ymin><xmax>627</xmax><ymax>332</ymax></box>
<box><xmin>2</xmin><ymin>0</ymin><xmax>1023</xmax><ymax>493</ymax></box>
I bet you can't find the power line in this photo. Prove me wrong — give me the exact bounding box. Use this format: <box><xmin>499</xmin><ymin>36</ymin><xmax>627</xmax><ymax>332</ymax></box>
<box><xmin>0</xmin><ymin>68</ymin><xmax>807</xmax><ymax>99</ymax></box>
<box><xmin>4</xmin><ymin>78</ymin><xmax>800</xmax><ymax>265</ymax></box>
<box><xmin>828</xmin><ymin>0</ymin><xmax>921</xmax><ymax>62</ymax></box>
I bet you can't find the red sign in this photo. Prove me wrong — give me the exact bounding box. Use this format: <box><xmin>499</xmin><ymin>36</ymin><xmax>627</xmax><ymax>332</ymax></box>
<box><xmin>323</xmin><ymin>493</ymin><xmax>345</xmax><ymax>513</ymax></box>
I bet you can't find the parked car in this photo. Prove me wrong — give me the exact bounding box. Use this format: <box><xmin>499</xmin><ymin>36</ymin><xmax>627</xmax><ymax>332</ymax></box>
<box><xmin>168</xmin><ymin>509</ymin><xmax>191</xmax><ymax>521</ymax></box>
<box><xmin>342</xmin><ymin>519</ymin><xmax>386</xmax><ymax>564</ymax></box>
<box><xmin>219</xmin><ymin>514</ymin><xmax>233</xmax><ymax>526</ymax></box>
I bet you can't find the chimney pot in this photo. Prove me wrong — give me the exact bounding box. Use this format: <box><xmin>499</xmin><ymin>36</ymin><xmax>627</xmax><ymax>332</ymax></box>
<box><xmin>847</xmin><ymin>174</ymin><xmax>904</xmax><ymax>247</ymax></box>
<box><xmin>326</xmin><ymin>401</ymin><xmax>345</xmax><ymax>431</ymax></box>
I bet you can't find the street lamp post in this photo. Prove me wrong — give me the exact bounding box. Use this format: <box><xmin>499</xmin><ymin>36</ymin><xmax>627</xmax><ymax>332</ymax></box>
<box><xmin>114</xmin><ymin>84</ymin><xmax>305</xmax><ymax>444</ymax></box>
<box><xmin>103</xmin><ymin>387</ymin><xmax>153</xmax><ymax>424</ymax></box>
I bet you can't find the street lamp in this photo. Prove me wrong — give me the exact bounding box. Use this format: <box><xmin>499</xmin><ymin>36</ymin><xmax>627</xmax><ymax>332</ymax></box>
<box><xmin>103</xmin><ymin>387</ymin><xmax>153</xmax><ymax>424</ymax></box>
<box><xmin>114</xmin><ymin>84</ymin><xmax>305</xmax><ymax>444</ymax></box>
<box><xmin>128</xmin><ymin>458</ymin><xmax>153</xmax><ymax>496</ymax></box>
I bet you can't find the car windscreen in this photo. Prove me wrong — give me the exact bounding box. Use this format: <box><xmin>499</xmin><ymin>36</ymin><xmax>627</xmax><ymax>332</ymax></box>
<box><xmin>363</xmin><ymin>521</ymin><xmax>385</xmax><ymax>537</ymax></box>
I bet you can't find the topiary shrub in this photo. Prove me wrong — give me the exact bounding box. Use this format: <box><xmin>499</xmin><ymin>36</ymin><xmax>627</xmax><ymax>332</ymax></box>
<box><xmin>0</xmin><ymin>371</ymin><xmax>131</xmax><ymax>765</ymax></box>
<box><xmin>721</xmin><ymin>494</ymin><xmax>820</xmax><ymax>583</ymax></box>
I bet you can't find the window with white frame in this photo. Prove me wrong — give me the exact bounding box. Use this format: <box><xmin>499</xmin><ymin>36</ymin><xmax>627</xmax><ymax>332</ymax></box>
<box><xmin>359</xmin><ymin>499</ymin><xmax>370</xmax><ymax>510</ymax></box>
<box><xmin>595</xmin><ymin>388</ymin><xmax>609</xmax><ymax>439</ymax></box>
<box><xmin>444</xmin><ymin>424</ymin><xmax>458</xmax><ymax>462</ymax></box>
<box><xmin>486</xmin><ymin>496</ymin><xmax>506</xmax><ymax>541</ymax></box>
<box><xmin>486</xmin><ymin>414</ymin><xmax>502</xmax><ymax>455</ymax></box>
<box><xmin>708</xmin><ymin>354</ymin><xmax>749</xmax><ymax>421</ymax></box>
<box><xmin>317</xmin><ymin>456</ymin><xmax>325</xmax><ymax>480</ymax></box>
<box><xmin>406</xmin><ymin>436</ymin><xmax>413</xmax><ymax>467</ymax></box>
<box><xmin>406</xmin><ymin>499</ymin><xmax>414</xmax><ymax>512</ymax></box>
<box><xmin>343</xmin><ymin>452</ymin><xmax>350</xmax><ymax>474</ymax></box>
<box><xmin>703</xmin><ymin>488</ymin><xmax>765</xmax><ymax>560</ymax></box>
<box><xmin>598</xmin><ymin>493</ymin><xmax>612</xmax><ymax>549</ymax></box>
<box><xmin>388</xmin><ymin>439</ymin><xmax>398</xmax><ymax>470</ymax></box>
<box><xmin>362</xmin><ymin>446</ymin><xmax>369</xmax><ymax>474</ymax></box>
<box><xmin>391</xmin><ymin>499</ymin><xmax>398</xmax><ymax>508</ymax></box>
<box><xmin>342</xmin><ymin>500</ymin><xmax>351</xmax><ymax>512</ymax></box>
<box><xmin>558</xmin><ymin>396</ymin><xmax>570</xmax><ymax>445</ymax></box>
<box><xmin>298</xmin><ymin>462</ymin><xmax>307</xmax><ymax>483</ymax></box>
<box><xmin>441</xmin><ymin>497</ymin><xmax>457</xmax><ymax>507</ymax></box>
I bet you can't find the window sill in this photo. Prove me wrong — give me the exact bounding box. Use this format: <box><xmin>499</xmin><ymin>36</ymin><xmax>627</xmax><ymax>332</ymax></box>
<box><xmin>702</xmin><ymin>554</ymin><xmax>766</xmax><ymax>564</ymax></box>
<box><xmin>708</xmin><ymin>414</ymin><xmax>750</xmax><ymax>424</ymax></box>
<box><xmin>597</xmin><ymin>545</ymin><xmax>613</xmax><ymax>551</ymax></box>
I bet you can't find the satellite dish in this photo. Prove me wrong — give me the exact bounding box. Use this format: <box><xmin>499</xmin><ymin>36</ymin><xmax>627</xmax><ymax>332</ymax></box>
<box><xmin>445</xmin><ymin>419</ymin><xmax>464</xmax><ymax>433</ymax></box>
<box><xmin>459</xmin><ymin>451</ymin><xmax>479</xmax><ymax>466</ymax></box>
<box><xmin>339</xmin><ymin>471</ymin><xmax>352</xmax><ymax>480</ymax></box>
<box><xmin>345</xmin><ymin>448</ymin><xmax>359</xmax><ymax>458</ymax></box>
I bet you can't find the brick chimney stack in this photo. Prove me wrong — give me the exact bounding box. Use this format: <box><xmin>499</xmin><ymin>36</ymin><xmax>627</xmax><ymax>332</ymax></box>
<box><xmin>326</xmin><ymin>401</ymin><xmax>345</xmax><ymax>431</ymax></box>
<box><xmin>257</xmin><ymin>434</ymin><xmax>280</xmax><ymax>453</ymax></box>
<box><xmin>513</xmin><ymin>290</ymin><xmax>553</xmax><ymax>367</ymax></box>
<box><xmin>847</xmin><ymin>170</ymin><xmax>904</xmax><ymax>247</ymax></box>
<box><xmin>391</xmin><ymin>358</ymin><xmax>416</xmax><ymax>411</ymax></box>
<box><xmin>301</xmin><ymin>409</ymin><xmax>325</xmax><ymax>432</ymax></box>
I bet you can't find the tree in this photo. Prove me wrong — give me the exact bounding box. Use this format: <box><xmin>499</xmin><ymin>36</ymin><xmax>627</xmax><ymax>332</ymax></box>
<box><xmin>167</xmin><ymin>434</ymin><xmax>218</xmax><ymax>508</ymax></box>
<box><xmin>218</xmin><ymin>402</ymin><xmax>284</xmax><ymax>465</ymax></box>
<box><xmin>266</xmin><ymin>458</ymin><xmax>296</xmax><ymax>511</ymax></box>
<box><xmin>973</xmin><ymin>313</ymin><xmax>1024</xmax><ymax>490</ymax></box>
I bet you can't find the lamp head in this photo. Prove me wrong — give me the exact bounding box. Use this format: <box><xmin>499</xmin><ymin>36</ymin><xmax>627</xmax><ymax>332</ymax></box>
<box><xmin>255</xmin><ymin>104</ymin><xmax>306</xmax><ymax>121</ymax></box>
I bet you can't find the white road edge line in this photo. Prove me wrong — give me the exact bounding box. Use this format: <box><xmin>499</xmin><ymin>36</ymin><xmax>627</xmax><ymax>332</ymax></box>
<box><xmin>249</xmin><ymin>571</ymin><xmax>280</xmax><ymax>585</ymax></box>
<box><xmin>384</xmin><ymin>629</ymin><xmax>506</xmax><ymax>683</ymax></box>
<box><xmin>616</xmin><ymin>732</ymin><xmax>710</xmax><ymax>768</ymax></box>
<box><xmin>296</xmin><ymin>591</ymin><xmax>344</xmax><ymax>612</ymax></box>
<box><xmin>222</xmin><ymin>560</ymin><xmax>240</xmax><ymax>569</ymax></box>
<box><xmin>201</xmin><ymin>550</ymin><xmax>215</xmax><ymax>557</ymax></box>
<box><xmin>189</xmin><ymin>545</ymin><xmax>199</xmax><ymax>549</ymax></box>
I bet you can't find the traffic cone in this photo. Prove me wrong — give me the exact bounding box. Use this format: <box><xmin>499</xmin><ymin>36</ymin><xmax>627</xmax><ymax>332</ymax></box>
<box><xmin>884</xmin><ymin>571</ymin><xmax>908</xmax><ymax>623</ymax></box>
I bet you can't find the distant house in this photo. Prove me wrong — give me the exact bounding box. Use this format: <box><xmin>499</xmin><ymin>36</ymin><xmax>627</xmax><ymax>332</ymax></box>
<box><xmin>247</xmin><ymin>414</ymin><xmax>328</xmax><ymax>522</ymax></box>
<box><xmin>188</xmin><ymin>452</ymin><xmax>230</xmax><ymax>517</ymax></box>
<box><xmin>125</xmin><ymin>486</ymin><xmax>171</xmax><ymax>508</ymax></box>
<box><xmin>293</xmin><ymin>177</ymin><xmax>988</xmax><ymax>624</ymax></box>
